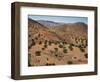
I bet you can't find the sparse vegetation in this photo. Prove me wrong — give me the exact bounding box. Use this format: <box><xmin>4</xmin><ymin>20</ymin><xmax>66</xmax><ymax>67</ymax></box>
<box><xmin>78</xmin><ymin>45</ymin><xmax>85</xmax><ymax>52</ymax></box>
<box><xmin>32</xmin><ymin>39</ymin><xmax>36</xmax><ymax>46</ymax></box>
<box><xmin>59</xmin><ymin>44</ymin><xmax>63</xmax><ymax>48</ymax></box>
<box><xmin>84</xmin><ymin>53</ymin><xmax>88</xmax><ymax>58</ymax></box>
<box><xmin>39</xmin><ymin>41</ymin><xmax>42</xmax><ymax>45</ymax></box>
<box><xmin>35</xmin><ymin>51</ymin><xmax>41</xmax><ymax>56</ymax></box>
<box><xmin>48</xmin><ymin>41</ymin><xmax>52</xmax><ymax>45</ymax></box>
<box><xmin>28</xmin><ymin>34</ymin><xmax>31</xmax><ymax>37</ymax></box>
<box><xmin>54</xmin><ymin>48</ymin><xmax>58</xmax><ymax>51</ymax></box>
<box><xmin>67</xmin><ymin>61</ymin><xmax>73</xmax><ymax>64</ymax></box>
<box><xmin>44</xmin><ymin>40</ymin><xmax>48</xmax><ymax>44</ymax></box>
<box><xmin>28</xmin><ymin>54</ymin><xmax>31</xmax><ymax>66</ymax></box>
<box><xmin>46</xmin><ymin>63</ymin><xmax>55</xmax><ymax>66</ymax></box>
<box><xmin>54</xmin><ymin>41</ymin><xmax>58</xmax><ymax>45</ymax></box>
<box><xmin>44</xmin><ymin>44</ymin><xmax>47</xmax><ymax>48</ymax></box>
<box><xmin>38</xmin><ymin>34</ymin><xmax>40</xmax><ymax>37</ymax></box>
<box><xmin>55</xmin><ymin>54</ymin><xmax>58</xmax><ymax>57</ymax></box>
<box><xmin>41</xmin><ymin>47</ymin><xmax>45</xmax><ymax>50</ymax></box>
<box><xmin>68</xmin><ymin>44</ymin><xmax>73</xmax><ymax>51</ymax></box>
<box><xmin>63</xmin><ymin>49</ymin><xmax>67</xmax><ymax>53</ymax></box>
<box><xmin>35</xmin><ymin>37</ymin><xmax>38</xmax><ymax>40</ymax></box>
<box><xmin>28</xmin><ymin>18</ymin><xmax>88</xmax><ymax>66</ymax></box>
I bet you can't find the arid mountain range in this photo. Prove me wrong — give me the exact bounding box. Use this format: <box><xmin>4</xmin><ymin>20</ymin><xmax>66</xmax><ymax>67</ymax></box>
<box><xmin>28</xmin><ymin>18</ymin><xmax>88</xmax><ymax>66</ymax></box>
<box><xmin>28</xmin><ymin>18</ymin><xmax>87</xmax><ymax>45</ymax></box>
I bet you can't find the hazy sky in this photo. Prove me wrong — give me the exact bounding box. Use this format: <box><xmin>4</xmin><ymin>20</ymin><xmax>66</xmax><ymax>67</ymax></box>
<box><xmin>28</xmin><ymin>15</ymin><xmax>88</xmax><ymax>24</ymax></box>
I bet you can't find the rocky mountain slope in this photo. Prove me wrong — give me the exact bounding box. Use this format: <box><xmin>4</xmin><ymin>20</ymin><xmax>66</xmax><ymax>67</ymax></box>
<box><xmin>28</xmin><ymin>18</ymin><xmax>88</xmax><ymax>66</ymax></box>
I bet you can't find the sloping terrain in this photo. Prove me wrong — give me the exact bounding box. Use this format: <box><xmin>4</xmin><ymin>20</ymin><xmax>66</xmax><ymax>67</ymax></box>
<box><xmin>28</xmin><ymin>18</ymin><xmax>88</xmax><ymax>66</ymax></box>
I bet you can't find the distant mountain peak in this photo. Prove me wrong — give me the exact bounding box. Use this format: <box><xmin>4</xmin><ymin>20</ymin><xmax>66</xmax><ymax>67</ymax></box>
<box><xmin>37</xmin><ymin>20</ymin><xmax>61</xmax><ymax>28</ymax></box>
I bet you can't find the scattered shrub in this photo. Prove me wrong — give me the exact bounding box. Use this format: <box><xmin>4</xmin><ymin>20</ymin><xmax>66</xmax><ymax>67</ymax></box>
<box><xmin>54</xmin><ymin>48</ymin><xmax>58</xmax><ymax>51</ymax></box>
<box><xmin>39</xmin><ymin>41</ymin><xmax>42</xmax><ymax>45</ymax></box>
<box><xmin>44</xmin><ymin>40</ymin><xmax>48</xmax><ymax>44</ymax></box>
<box><xmin>46</xmin><ymin>63</ymin><xmax>55</xmax><ymax>66</ymax></box>
<box><xmin>64</xmin><ymin>42</ymin><xmax>67</xmax><ymax>44</ymax></box>
<box><xmin>28</xmin><ymin>34</ymin><xmax>31</xmax><ymax>37</ymax></box>
<box><xmin>55</xmin><ymin>54</ymin><xmax>58</xmax><ymax>57</ymax></box>
<box><xmin>80</xmin><ymin>48</ymin><xmax>85</xmax><ymax>52</ymax></box>
<box><xmin>67</xmin><ymin>61</ymin><xmax>73</xmax><ymax>64</ymax></box>
<box><xmin>68</xmin><ymin>44</ymin><xmax>73</xmax><ymax>51</ymax></box>
<box><xmin>59</xmin><ymin>44</ymin><xmax>63</xmax><ymax>48</ymax></box>
<box><xmin>48</xmin><ymin>41</ymin><xmax>52</xmax><ymax>45</ymax></box>
<box><xmin>70</xmin><ymin>43</ymin><xmax>74</xmax><ymax>46</ymax></box>
<box><xmin>35</xmin><ymin>51</ymin><xmax>41</xmax><ymax>56</ymax></box>
<box><xmin>54</xmin><ymin>42</ymin><xmax>58</xmax><ymax>45</ymax></box>
<box><xmin>41</xmin><ymin>48</ymin><xmax>45</xmax><ymax>50</ymax></box>
<box><xmin>32</xmin><ymin>39</ymin><xmax>36</xmax><ymax>46</ymax></box>
<box><xmin>84</xmin><ymin>53</ymin><xmax>88</xmax><ymax>58</ymax></box>
<box><xmin>76</xmin><ymin>40</ymin><xmax>78</xmax><ymax>44</ymax></box>
<box><xmin>38</xmin><ymin>34</ymin><xmax>40</xmax><ymax>37</ymax></box>
<box><xmin>35</xmin><ymin>37</ymin><xmax>38</xmax><ymax>40</ymax></box>
<box><xmin>44</xmin><ymin>44</ymin><xmax>47</xmax><ymax>48</ymax></box>
<box><xmin>63</xmin><ymin>49</ymin><xmax>67</xmax><ymax>53</ymax></box>
<box><xmin>28</xmin><ymin>54</ymin><xmax>31</xmax><ymax>66</ymax></box>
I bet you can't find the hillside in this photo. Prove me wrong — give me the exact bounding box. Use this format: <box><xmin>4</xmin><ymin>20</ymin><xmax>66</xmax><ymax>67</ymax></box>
<box><xmin>28</xmin><ymin>18</ymin><xmax>88</xmax><ymax>66</ymax></box>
